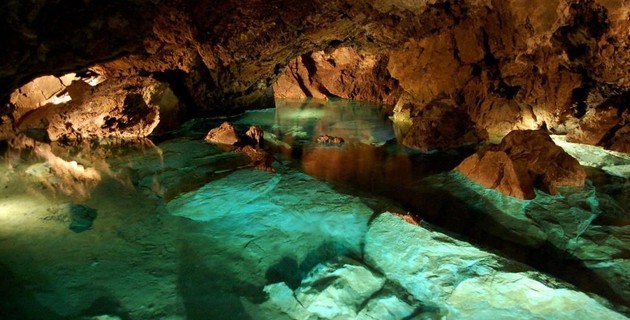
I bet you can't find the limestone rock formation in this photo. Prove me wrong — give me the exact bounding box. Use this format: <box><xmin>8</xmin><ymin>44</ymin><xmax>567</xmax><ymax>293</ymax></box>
<box><xmin>245</xmin><ymin>125</ymin><xmax>264</xmax><ymax>147</ymax></box>
<box><xmin>609</xmin><ymin>126</ymin><xmax>630</xmax><ymax>153</ymax></box>
<box><xmin>205</xmin><ymin>122</ymin><xmax>275</xmax><ymax>171</ymax></box>
<box><xmin>456</xmin><ymin>130</ymin><xmax>586</xmax><ymax>199</ymax></box>
<box><xmin>365</xmin><ymin>213</ymin><xmax>626</xmax><ymax>319</ymax></box>
<box><xmin>204</xmin><ymin>122</ymin><xmax>242</xmax><ymax>146</ymax></box>
<box><xmin>274</xmin><ymin>47</ymin><xmax>401</xmax><ymax>105</ymax></box>
<box><xmin>6</xmin><ymin>74</ymin><xmax>179</xmax><ymax>141</ymax></box>
<box><xmin>1</xmin><ymin>0</ymin><xmax>629</xmax><ymax>153</ymax></box>
<box><xmin>401</xmin><ymin>99</ymin><xmax>488</xmax><ymax>151</ymax></box>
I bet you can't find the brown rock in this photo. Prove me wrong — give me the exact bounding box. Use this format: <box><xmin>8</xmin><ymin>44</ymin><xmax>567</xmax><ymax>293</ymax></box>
<box><xmin>316</xmin><ymin>135</ymin><xmax>345</xmax><ymax>144</ymax></box>
<box><xmin>456</xmin><ymin>130</ymin><xmax>586</xmax><ymax>199</ymax></box>
<box><xmin>388</xmin><ymin>34</ymin><xmax>473</xmax><ymax>106</ymax></box>
<box><xmin>609</xmin><ymin>126</ymin><xmax>630</xmax><ymax>154</ymax></box>
<box><xmin>240</xmin><ymin>145</ymin><xmax>275</xmax><ymax>172</ymax></box>
<box><xmin>402</xmin><ymin>100</ymin><xmax>488</xmax><ymax>151</ymax></box>
<box><xmin>204</xmin><ymin>122</ymin><xmax>242</xmax><ymax>146</ymax></box>
<box><xmin>14</xmin><ymin>76</ymin><xmax>166</xmax><ymax>141</ymax></box>
<box><xmin>245</xmin><ymin>125</ymin><xmax>264</xmax><ymax>147</ymax></box>
<box><xmin>567</xmin><ymin>107</ymin><xmax>620</xmax><ymax>145</ymax></box>
<box><xmin>273</xmin><ymin>47</ymin><xmax>401</xmax><ymax>105</ymax></box>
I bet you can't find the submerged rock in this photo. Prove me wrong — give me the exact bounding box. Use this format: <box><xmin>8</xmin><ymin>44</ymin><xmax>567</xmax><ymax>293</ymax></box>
<box><xmin>256</xmin><ymin>212</ymin><xmax>626</xmax><ymax>319</ymax></box>
<box><xmin>430</xmin><ymin>170</ymin><xmax>630</xmax><ymax>311</ymax></box>
<box><xmin>315</xmin><ymin>135</ymin><xmax>345</xmax><ymax>144</ymax></box>
<box><xmin>44</xmin><ymin>203</ymin><xmax>97</xmax><ymax>233</ymax></box>
<box><xmin>68</xmin><ymin>204</ymin><xmax>98</xmax><ymax>233</ymax></box>
<box><xmin>259</xmin><ymin>260</ymin><xmax>394</xmax><ymax>320</ymax></box>
<box><xmin>240</xmin><ymin>145</ymin><xmax>275</xmax><ymax>172</ymax></box>
<box><xmin>365</xmin><ymin>213</ymin><xmax>626</xmax><ymax>319</ymax></box>
<box><xmin>456</xmin><ymin>130</ymin><xmax>586</xmax><ymax>199</ymax></box>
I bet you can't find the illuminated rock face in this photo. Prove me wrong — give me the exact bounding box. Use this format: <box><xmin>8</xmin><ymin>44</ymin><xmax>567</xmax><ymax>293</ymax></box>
<box><xmin>456</xmin><ymin>130</ymin><xmax>586</xmax><ymax>199</ymax></box>
<box><xmin>1</xmin><ymin>0</ymin><xmax>629</xmax><ymax>149</ymax></box>
<box><xmin>273</xmin><ymin>47</ymin><xmax>401</xmax><ymax>105</ymax></box>
<box><xmin>4</xmin><ymin>74</ymin><xmax>179</xmax><ymax>141</ymax></box>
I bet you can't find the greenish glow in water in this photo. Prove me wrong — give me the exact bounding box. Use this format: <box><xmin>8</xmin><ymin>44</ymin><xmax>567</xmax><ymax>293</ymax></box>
<box><xmin>0</xmin><ymin>99</ymin><xmax>628</xmax><ymax>319</ymax></box>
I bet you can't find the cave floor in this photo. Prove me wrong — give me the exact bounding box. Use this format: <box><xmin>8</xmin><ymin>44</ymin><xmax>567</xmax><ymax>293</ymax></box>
<box><xmin>0</xmin><ymin>99</ymin><xmax>628</xmax><ymax>319</ymax></box>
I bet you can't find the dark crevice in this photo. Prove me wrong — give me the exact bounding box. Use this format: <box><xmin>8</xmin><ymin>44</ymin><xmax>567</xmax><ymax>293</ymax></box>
<box><xmin>571</xmin><ymin>85</ymin><xmax>590</xmax><ymax>118</ymax></box>
<box><xmin>152</xmin><ymin>70</ymin><xmax>193</xmax><ymax>120</ymax></box>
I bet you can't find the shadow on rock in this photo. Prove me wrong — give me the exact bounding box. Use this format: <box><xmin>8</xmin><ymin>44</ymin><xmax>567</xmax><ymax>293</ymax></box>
<box><xmin>177</xmin><ymin>242</ymin><xmax>257</xmax><ymax>320</ymax></box>
<box><xmin>265</xmin><ymin>241</ymin><xmax>364</xmax><ymax>290</ymax></box>
<box><xmin>0</xmin><ymin>262</ymin><xmax>63</xmax><ymax>320</ymax></box>
<box><xmin>78</xmin><ymin>296</ymin><xmax>131</xmax><ymax>320</ymax></box>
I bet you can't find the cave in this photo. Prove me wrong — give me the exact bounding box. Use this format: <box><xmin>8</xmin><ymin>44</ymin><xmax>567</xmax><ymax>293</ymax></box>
<box><xmin>1</xmin><ymin>0</ymin><xmax>629</xmax><ymax>319</ymax></box>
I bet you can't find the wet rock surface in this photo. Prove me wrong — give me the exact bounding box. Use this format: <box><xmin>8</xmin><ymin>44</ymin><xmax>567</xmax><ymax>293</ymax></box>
<box><xmin>204</xmin><ymin>121</ymin><xmax>242</xmax><ymax>146</ymax></box>
<box><xmin>456</xmin><ymin>130</ymin><xmax>586</xmax><ymax>199</ymax></box>
<box><xmin>254</xmin><ymin>213</ymin><xmax>626</xmax><ymax>319</ymax></box>
<box><xmin>419</xmin><ymin>170</ymin><xmax>630</xmax><ymax>313</ymax></box>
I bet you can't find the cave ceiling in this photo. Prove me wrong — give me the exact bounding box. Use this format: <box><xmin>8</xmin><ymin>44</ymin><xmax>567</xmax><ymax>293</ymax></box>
<box><xmin>1</xmin><ymin>0</ymin><xmax>629</xmax><ymax>148</ymax></box>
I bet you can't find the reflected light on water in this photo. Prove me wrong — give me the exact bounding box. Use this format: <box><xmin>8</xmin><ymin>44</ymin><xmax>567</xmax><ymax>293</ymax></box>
<box><xmin>302</xmin><ymin>143</ymin><xmax>414</xmax><ymax>190</ymax></box>
<box><xmin>4</xmin><ymin>136</ymin><xmax>163</xmax><ymax>201</ymax></box>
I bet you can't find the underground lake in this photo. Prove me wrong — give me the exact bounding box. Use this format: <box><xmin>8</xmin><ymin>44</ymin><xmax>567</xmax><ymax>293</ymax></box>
<box><xmin>0</xmin><ymin>99</ymin><xmax>628</xmax><ymax>319</ymax></box>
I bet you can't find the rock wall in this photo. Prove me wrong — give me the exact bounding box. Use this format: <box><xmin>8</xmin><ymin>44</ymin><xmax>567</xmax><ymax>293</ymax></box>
<box><xmin>273</xmin><ymin>47</ymin><xmax>401</xmax><ymax>105</ymax></box>
<box><xmin>2</xmin><ymin>73</ymin><xmax>179</xmax><ymax>141</ymax></box>
<box><xmin>1</xmin><ymin>0</ymin><xmax>629</xmax><ymax>148</ymax></box>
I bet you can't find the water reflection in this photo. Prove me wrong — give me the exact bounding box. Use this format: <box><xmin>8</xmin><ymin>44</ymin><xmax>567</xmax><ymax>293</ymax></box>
<box><xmin>236</xmin><ymin>99</ymin><xmax>467</xmax><ymax>196</ymax></box>
<box><xmin>301</xmin><ymin>143</ymin><xmax>414</xmax><ymax>191</ymax></box>
<box><xmin>3</xmin><ymin>135</ymin><xmax>160</xmax><ymax>201</ymax></box>
<box><xmin>1</xmin><ymin>98</ymin><xmax>629</xmax><ymax>318</ymax></box>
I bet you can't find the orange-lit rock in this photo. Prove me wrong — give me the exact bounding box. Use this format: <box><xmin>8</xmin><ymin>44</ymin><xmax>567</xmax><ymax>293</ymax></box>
<box><xmin>609</xmin><ymin>126</ymin><xmax>630</xmax><ymax>153</ymax></box>
<box><xmin>274</xmin><ymin>47</ymin><xmax>401</xmax><ymax>105</ymax></box>
<box><xmin>567</xmin><ymin>107</ymin><xmax>620</xmax><ymax>145</ymax></box>
<box><xmin>456</xmin><ymin>130</ymin><xmax>586</xmax><ymax>199</ymax></box>
<box><xmin>204</xmin><ymin>122</ymin><xmax>242</xmax><ymax>146</ymax></box>
<box><xmin>14</xmin><ymin>76</ymin><xmax>171</xmax><ymax>141</ymax></box>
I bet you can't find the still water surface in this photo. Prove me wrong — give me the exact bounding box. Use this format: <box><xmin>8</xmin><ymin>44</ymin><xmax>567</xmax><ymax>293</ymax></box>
<box><xmin>0</xmin><ymin>99</ymin><xmax>627</xmax><ymax>319</ymax></box>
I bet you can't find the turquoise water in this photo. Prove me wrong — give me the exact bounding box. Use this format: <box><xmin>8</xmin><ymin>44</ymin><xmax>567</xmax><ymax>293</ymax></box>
<box><xmin>0</xmin><ymin>99</ymin><xmax>628</xmax><ymax>319</ymax></box>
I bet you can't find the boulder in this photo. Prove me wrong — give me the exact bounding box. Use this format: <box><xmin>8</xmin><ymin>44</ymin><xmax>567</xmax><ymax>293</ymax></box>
<box><xmin>456</xmin><ymin>130</ymin><xmax>586</xmax><ymax>199</ymax></box>
<box><xmin>204</xmin><ymin>121</ymin><xmax>242</xmax><ymax>145</ymax></box>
